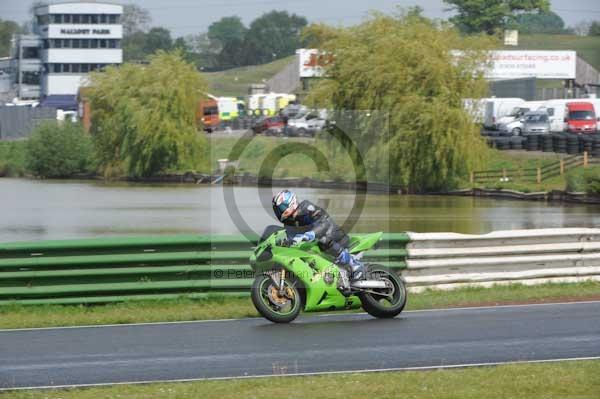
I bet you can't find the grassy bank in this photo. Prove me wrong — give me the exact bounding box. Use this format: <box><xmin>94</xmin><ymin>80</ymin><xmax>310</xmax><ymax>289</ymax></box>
<box><xmin>4</xmin><ymin>134</ymin><xmax>598</xmax><ymax>195</ymax></box>
<box><xmin>1</xmin><ymin>281</ymin><xmax>598</xmax><ymax>330</ymax></box>
<box><xmin>3</xmin><ymin>359</ymin><xmax>598</xmax><ymax>398</ymax></box>
<box><xmin>463</xmin><ymin>149</ymin><xmax>600</xmax><ymax>193</ymax></box>
<box><xmin>208</xmin><ymin>134</ymin><xmax>354</xmax><ymax>180</ymax></box>
<box><xmin>204</xmin><ymin>56</ymin><xmax>295</xmax><ymax>97</ymax></box>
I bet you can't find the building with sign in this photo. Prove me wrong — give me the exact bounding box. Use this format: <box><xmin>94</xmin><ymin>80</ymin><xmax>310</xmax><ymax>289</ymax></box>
<box><xmin>0</xmin><ymin>1</ymin><xmax>122</xmax><ymax>107</ymax></box>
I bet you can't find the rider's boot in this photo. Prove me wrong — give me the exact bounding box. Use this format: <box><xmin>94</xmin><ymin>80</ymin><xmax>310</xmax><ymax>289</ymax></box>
<box><xmin>336</xmin><ymin>249</ymin><xmax>366</xmax><ymax>283</ymax></box>
<box><xmin>349</xmin><ymin>255</ymin><xmax>366</xmax><ymax>281</ymax></box>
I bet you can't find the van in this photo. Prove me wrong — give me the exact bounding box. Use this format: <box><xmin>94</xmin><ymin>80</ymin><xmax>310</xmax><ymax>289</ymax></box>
<box><xmin>538</xmin><ymin>99</ymin><xmax>600</xmax><ymax>132</ymax></box>
<box><xmin>463</xmin><ymin>98</ymin><xmax>487</xmax><ymax>124</ymax></box>
<box><xmin>565</xmin><ymin>102</ymin><xmax>599</xmax><ymax>134</ymax></box>
<box><xmin>197</xmin><ymin>98</ymin><xmax>219</xmax><ymax>132</ymax></box>
<box><xmin>483</xmin><ymin>98</ymin><xmax>526</xmax><ymax>129</ymax></box>
<box><xmin>217</xmin><ymin>97</ymin><xmax>241</xmax><ymax>121</ymax></box>
<box><xmin>496</xmin><ymin>101</ymin><xmax>544</xmax><ymax>126</ymax></box>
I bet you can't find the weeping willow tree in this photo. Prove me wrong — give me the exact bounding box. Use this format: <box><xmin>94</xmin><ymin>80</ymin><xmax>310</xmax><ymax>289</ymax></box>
<box><xmin>87</xmin><ymin>51</ymin><xmax>208</xmax><ymax>178</ymax></box>
<box><xmin>305</xmin><ymin>12</ymin><xmax>496</xmax><ymax>192</ymax></box>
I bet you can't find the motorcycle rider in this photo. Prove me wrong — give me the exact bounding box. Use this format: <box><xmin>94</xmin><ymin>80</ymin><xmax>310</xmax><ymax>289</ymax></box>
<box><xmin>272</xmin><ymin>189</ymin><xmax>366</xmax><ymax>281</ymax></box>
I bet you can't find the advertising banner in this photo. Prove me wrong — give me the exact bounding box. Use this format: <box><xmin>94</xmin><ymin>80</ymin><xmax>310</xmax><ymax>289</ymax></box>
<box><xmin>487</xmin><ymin>50</ymin><xmax>576</xmax><ymax>80</ymax></box>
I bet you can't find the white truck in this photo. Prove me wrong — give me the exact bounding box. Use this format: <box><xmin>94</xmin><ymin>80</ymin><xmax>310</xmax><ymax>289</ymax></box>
<box><xmin>483</xmin><ymin>98</ymin><xmax>526</xmax><ymax>129</ymax></box>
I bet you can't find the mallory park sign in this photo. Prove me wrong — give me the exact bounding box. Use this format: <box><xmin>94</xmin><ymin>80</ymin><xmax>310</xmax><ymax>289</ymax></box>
<box><xmin>59</xmin><ymin>28</ymin><xmax>111</xmax><ymax>35</ymax></box>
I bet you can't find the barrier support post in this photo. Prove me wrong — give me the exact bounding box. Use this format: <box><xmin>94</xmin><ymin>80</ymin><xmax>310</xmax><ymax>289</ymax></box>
<box><xmin>537</xmin><ymin>167</ymin><xmax>541</xmax><ymax>184</ymax></box>
<box><xmin>560</xmin><ymin>159</ymin><xmax>565</xmax><ymax>175</ymax></box>
<box><xmin>470</xmin><ymin>172</ymin><xmax>474</xmax><ymax>184</ymax></box>
<box><xmin>584</xmin><ymin>151</ymin><xmax>588</xmax><ymax>168</ymax></box>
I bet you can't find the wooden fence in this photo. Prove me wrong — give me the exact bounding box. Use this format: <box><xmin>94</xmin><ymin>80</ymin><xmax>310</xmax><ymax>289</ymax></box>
<box><xmin>471</xmin><ymin>153</ymin><xmax>599</xmax><ymax>184</ymax></box>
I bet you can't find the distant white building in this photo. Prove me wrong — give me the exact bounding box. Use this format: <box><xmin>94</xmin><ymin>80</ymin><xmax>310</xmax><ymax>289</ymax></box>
<box><xmin>0</xmin><ymin>1</ymin><xmax>123</xmax><ymax>107</ymax></box>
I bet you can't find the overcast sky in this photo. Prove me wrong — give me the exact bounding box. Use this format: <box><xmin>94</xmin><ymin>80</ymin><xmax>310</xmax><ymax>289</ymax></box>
<box><xmin>2</xmin><ymin>0</ymin><xmax>600</xmax><ymax>37</ymax></box>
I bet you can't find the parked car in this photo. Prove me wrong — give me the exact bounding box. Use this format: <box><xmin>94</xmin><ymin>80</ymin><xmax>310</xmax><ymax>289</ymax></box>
<box><xmin>251</xmin><ymin>116</ymin><xmax>285</xmax><ymax>134</ymax></box>
<box><xmin>496</xmin><ymin>101</ymin><xmax>545</xmax><ymax>135</ymax></box>
<box><xmin>565</xmin><ymin>102</ymin><xmax>599</xmax><ymax>134</ymax></box>
<box><xmin>281</xmin><ymin>103</ymin><xmax>307</xmax><ymax>119</ymax></box>
<box><xmin>522</xmin><ymin>111</ymin><xmax>551</xmax><ymax>135</ymax></box>
<box><xmin>287</xmin><ymin>112</ymin><xmax>326</xmax><ymax>136</ymax></box>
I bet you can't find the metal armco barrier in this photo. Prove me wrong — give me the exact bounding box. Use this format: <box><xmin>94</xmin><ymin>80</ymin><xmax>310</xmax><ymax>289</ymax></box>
<box><xmin>404</xmin><ymin>228</ymin><xmax>600</xmax><ymax>291</ymax></box>
<box><xmin>0</xmin><ymin>233</ymin><xmax>409</xmax><ymax>305</ymax></box>
<box><xmin>2</xmin><ymin>228</ymin><xmax>598</xmax><ymax>305</ymax></box>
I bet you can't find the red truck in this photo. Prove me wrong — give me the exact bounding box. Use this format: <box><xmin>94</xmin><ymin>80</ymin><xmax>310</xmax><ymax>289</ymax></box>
<box><xmin>197</xmin><ymin>99</ymin><xmax>220</xmax><ymax>133</ymax></box>
<box><xmin>565</xmin><ymin>102</ymin><xmax>598</xmax><ymax>134</ymax></box>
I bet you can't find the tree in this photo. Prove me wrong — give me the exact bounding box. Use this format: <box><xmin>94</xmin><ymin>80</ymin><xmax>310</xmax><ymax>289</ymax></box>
<box><xmin>185</xmin><ymin>33</ymin><xmax>221</xmax><ymax>70</ymax></box>
<box><xmin>143</xmin><ymin>27</ymin><xmax>173</xmax><ymax>55</ymax></box>
<box><xmin>515</xmin><ymin>11</ymin><xmax>567</xmax><ymax>34</ymax></box>
<box><xmin>208</xmin><ymin>16</ymin><xmax>248</xmax><ymax>68</ymax></box>
<box><xmin>571</xmin><ymin>21</ymin><xmax>592</xmax><ymax>36</ymax></box>
<box><xmin>121</xmin><ymin>4</ymin><xmax>151</xmax><ymax>36</ymax></box>
<box><xmin>173</xmin><ymin>36</ymin><xmax>203</xmax><ymax>68</ymax></box>
<box><xmin>122</xmin><ymin>30</ymin><xmax>147</xmax><ymax>61</ymax></box>
<box><xmin>25</xmin><ymin>122</ymin><xmax>94</xmax><ymax>178</ymax></box>
<box><xmin>304</xmin><ymin>14</ymin><xmax>494</xmax><ymax>192</ymax></box>
<box><xmin>208</xmin><ymin>16</ymin><xmax>247</xmax><ymax>48</ymax></box>
<box><xmin>589</xmin><ymin>21</ymin><xmax>600</xmax><ymax>36</ymax></box>
<box><xmin>0</xmin><ymin>19</ymin><xmax>19</xmax><ymax>57</ymax></box>
<box><xmin>87</xmin><ymin>51</ymin><xmax>208</xmax><ymax>178</ymax></box>
<box><xmin>242</xmin><ymin>10</ymin><xmax>307</xmax><ymax>65</ymax></box>
<box><xmin>444</xmin><ymin>0</ymin><xmax>549</xmax><ymax>35</ymax></box>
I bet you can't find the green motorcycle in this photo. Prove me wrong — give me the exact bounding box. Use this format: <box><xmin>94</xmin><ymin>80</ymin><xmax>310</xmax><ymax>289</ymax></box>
<box><xmin>249</xmin><ymin>226</ymin><xmax>407</xmax><ymax>323</ymax></box>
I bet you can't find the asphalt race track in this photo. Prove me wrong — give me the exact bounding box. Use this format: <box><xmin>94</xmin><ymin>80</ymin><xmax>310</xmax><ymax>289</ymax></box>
<box><xmin>1</xmin><ymin>301</ymin><xmax>600</xmax><ymax>390</ymax></box>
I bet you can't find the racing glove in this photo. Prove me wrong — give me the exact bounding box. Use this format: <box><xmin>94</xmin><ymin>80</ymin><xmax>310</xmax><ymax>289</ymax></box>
<box><xmin>292</xmin><ymin>231</ymin><xmax>316</xmax><ymax>245</ymax></box>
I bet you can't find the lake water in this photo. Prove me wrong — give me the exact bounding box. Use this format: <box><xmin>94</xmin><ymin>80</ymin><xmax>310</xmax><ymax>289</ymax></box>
<box><xmin>1</xmin><ymin>178</ymin><xmax>599</xmax><ymax>243</ymax></box>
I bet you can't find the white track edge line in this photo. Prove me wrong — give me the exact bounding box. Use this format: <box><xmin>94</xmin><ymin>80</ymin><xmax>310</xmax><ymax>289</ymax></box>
<box><xmin>2</xmin><ymin>356</ymin><xmax>599</xmax><ymax>391</ymax></box>
<box><xmin>1</xmin><ymin>300</ymin><xmax>600</xmax><ymax>333</ymax></box>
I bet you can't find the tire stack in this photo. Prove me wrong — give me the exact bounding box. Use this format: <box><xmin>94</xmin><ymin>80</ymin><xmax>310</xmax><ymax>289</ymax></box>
<box><xmin>592</xmin><ymin>135</ymin><xmax>600</xmax><ymax>158</ymax></box>
<box><xmin>525</xmin><ymin>134</ymin><xmax>540</xmax><ymax>151</ymax></box>
<box><xmin>566</xmin><ymin>134</ymin><xmax>579</xmax><ymax>154</ymax></box>
<box><xmin>509</xmin><ymin>136</ymin><xmax>525</xmax><ymax>150</ymax></box>
<box><xmin>582</xmin><ymin>135</ymin><xmax>594</xmax><ymax>155</ymax></box>
<box><xmin>553</xmin><ymin>133</ymin><xmax>567</xmax><ymax>153</ymax></box>
<box><xmin>541</xmin><ymin>134</ymin><xmax>554</xmax><ymax>152</ymax></box>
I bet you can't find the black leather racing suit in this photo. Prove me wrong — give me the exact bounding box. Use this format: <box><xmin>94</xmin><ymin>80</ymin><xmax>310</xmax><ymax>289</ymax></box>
<box><xmin>282</xmin><ymin>200</ymin><xmax>350</xmax><ymax>259</ymax></box>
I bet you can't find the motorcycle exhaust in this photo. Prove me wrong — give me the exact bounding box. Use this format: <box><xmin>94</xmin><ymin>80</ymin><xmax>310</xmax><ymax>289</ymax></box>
<box><xmin>350</xmin><ymin>280</ymin><xmax>388</xmax><ymax>289</ymax></box>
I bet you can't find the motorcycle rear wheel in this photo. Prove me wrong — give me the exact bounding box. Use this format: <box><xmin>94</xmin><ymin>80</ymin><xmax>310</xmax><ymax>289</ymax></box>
<box><xmin>358</xmin><ymin>265</ymin><xmax>407</xmax><ymax>318</ymax></box>
<box><xmin>251</xmin><ymin>274</ymin><xmax>302</xmax><ymax>323</ymax></box>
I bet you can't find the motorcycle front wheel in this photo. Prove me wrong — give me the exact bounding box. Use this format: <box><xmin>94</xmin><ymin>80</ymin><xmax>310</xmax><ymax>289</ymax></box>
<box><xmin>358</xmin><ymin>265</ymin><xmax>407</xmax><ymax>318</ymax></box>
<box><xmin>251</xmin><ymin>274</ymin><xmax>302</xmax><ymax>323</ymax></box>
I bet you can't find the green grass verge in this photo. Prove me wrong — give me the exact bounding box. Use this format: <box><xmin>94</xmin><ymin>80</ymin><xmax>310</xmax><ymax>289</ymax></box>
<box><xmin>2</xmin><ymin>360</ymin><xmax>598</xmax><ymax>398</ymax></box>
<box><xmin>0</xmin><ymin>281</ymin><xmax>598</xmax><ymax>330</ymax></box>
<box><xmin>204</xmin><ymin>56</ymin><xmax>295</xmax><ymax>97</ymax></box>
<box><xmin>463</xmin><ymin>149</ymin><xmax>600</xmax><ymax>192</ymax></box>
<box><xmin>207</xmin><ymin>134</ymin><xmax>354</xmax><ymax>180</ymax></box>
